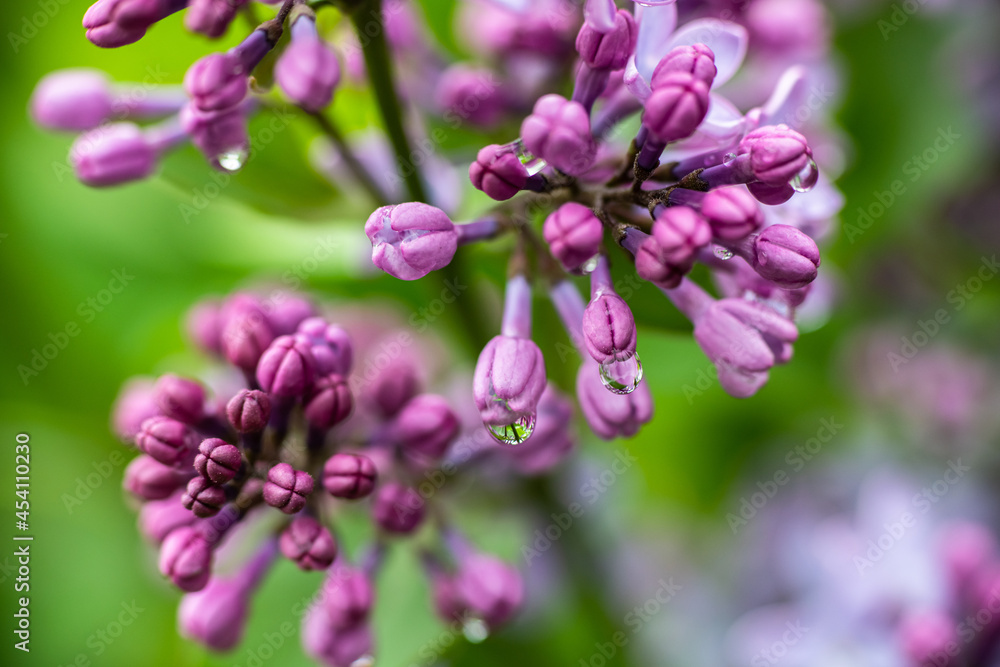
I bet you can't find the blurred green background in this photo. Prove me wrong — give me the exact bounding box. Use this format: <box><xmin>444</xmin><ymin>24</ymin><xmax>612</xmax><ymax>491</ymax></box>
<box><xmin>0</xmin><ymin>1</ymin><xmax>997</xmax><ymax>665</ymax></box>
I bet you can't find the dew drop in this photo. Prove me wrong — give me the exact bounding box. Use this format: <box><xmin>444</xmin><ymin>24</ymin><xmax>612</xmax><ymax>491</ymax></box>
<box><xmin>462</xmin><ymin>618</ymin><xmax>490</xmax><ymax>643</ymax></box>
<box><xmin>633</xmin><ymin>0</ymin><xmax>677</xmax><ymax>5</ymax></box>
<box><xmin>486</xmin><ymin>414</ymin><xmax>537</xmax><ymax>445</ymax></box>
<box><xmin>599</xmin><ymin>351</ymin><xmax>643</xmax><ymax>395</ymax></box>
<box><xmin>723</xmin><ymin>152</ymin><xmax>738</xmax><ymax>163</ymax></box>
<box><xmin>349</xmin><ymin>656</ymin><xmax>375</xmax><ymax>667</ymax></box>
<box><xmin>216</xmin><ymin>147</ymin><xmax>247</xmax><ymax>172</ymax></box>
<box><xmin>790</xmin><ymin>157</ymin><xmax>818</xmax><ymax>193</ymax></box>
<box><xmin>577</xmin><ymin>255</ymin><xmax>600</xmax><ymax>275</ymax></box>
<box><xmin>714</xmin><ymin>246</ymin><xmax>734</xmax><ymax>260</ymax></box>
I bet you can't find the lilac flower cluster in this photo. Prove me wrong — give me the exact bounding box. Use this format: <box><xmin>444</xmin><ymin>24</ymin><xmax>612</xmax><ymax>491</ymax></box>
<box><xmin>114</xmin><ymin>290</ymin><xmax>553</xmax><ymax>665</ymax></box>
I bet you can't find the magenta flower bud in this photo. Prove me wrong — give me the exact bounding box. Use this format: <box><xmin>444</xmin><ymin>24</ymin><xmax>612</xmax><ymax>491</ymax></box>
<box><xmin>226</xmin><ymin>389</ymin><xmax>271</xmax><ymax>433</ymax></box>
<box><xmin>84</xmin><ymin>0</ymin><xmax>187</xmax><ymax>48</ymax></box>
<box><xmin>634</xmin><ymin>237</ymin><xmax>686</xmax><ymax>289</ymax></box>
<box><xmin>124</xmin><ymin>455</ymin><xmax>188</xmax><ymax>500</ymax></box>
<box><xmin>280</xmin><ymin>516</ymin><xmax>337</xmax><ymax>571</ymax></box>
<box><xmin>391</xmin><ymin>394</ymin><xmax>460</xmax><ymax>461</ymax></box>
<box><xmin>297</xmin><ymin>318</ymin><xmax>352</xmax><ymax>376</ymax></box>
<box><xmin>701</xmin><ymin>187</ymin><xmax>763</xmax><ymax>240</ymax></box>
<box><xmin>268</xmin><ymin>295</ymin><xmax>315</xmax><ymax>337</ymax></box>
<box><xmin>521</xmin><ymin>94</ymin><xmax>597</xmax><ymax>176</ymax></box>
<box><xmin>30</xmin><ymin>69</ymin><xmax>114</xmax><ymax>131</ymax></box>
<box><xmin>361</xmin><ymin>358</ymin><xmax>420</xmax><ymax>419</ymax></box>
<box><xmin>184</xmin><ymin>55</ymin><xmax>246</xmax><ymax>113</ymax></box>
<box><xmin>159</xmin><ymin>525</ymin><xmax>213</xmax><ymax>592</ymax></box>
<box><xmin>139</xmin><ymin>495</ymin><xmax>197</xmax><ymax>543</ymax></box>
<box><xmin>365</xmin><ymin>203</ymin><xmax>459</xmax><ymax>281</ymax></box>
<box><xmin>650</xmin><ymin>206</ymin><xmax>712</xmax><ymax>267</ymax></box>
<box><xmin>583</xmin><ymin>293</ymin><xmax>637</xmax><ymax>364</ymax></box>
<box><xmin>543</xmin><ymin>203</ymin><xmax>604</xmax><ymax>273</ymax></box>
<box><xmin>193</xmin><ymin>438</ymin><xmax>242</xmax><ymax>484</ymax></box>
<box><xmin>651</xmin><ymin>44</ymin><xmax>717</xmax><ymax>88</ymax></box>
<box><xmin>455</xmin><ymin>553</ymin><xmax>524</xmax><ymax>630</ymax></box>
<box><xmin>747</xmin><ymin>180</ymin><xmax>795</xmax><ymax>205</ymax></box>
<box><xmin>185</xmin><ymin>299</ymin><xmax>223</xmax><ymax>355</ymax></box>
<box><xmin>182</xmin><ymin>476</ymin><xmax>227</xmax><ymax>518</ymax></box>
<box><xmin>179</xmin><ymin>103</ymin><xmax>249</xmax><ymax>172</ymax></box>
<box><xmin>111</xmin><ymin>378</ymin><xmax>161</xmax><ymax>441</ymax></box>
<box><xmin>642</xmin><ymin>71</ymin><xmax>710</xmax><ymax>144</ymax></box>
<box><xmin>136</xmin><ymin>416</ymin><xmax>195</xmax><ymax>468</ymax></box>
<box><xmin>372</xmin><ymin>482</ymin><xmax>425</xmax><ymax>534</ymax></box>
<box><xmin>576</xmin><ymin>9</ymin><xmax>636</xmax><ymax>71</ymax></box>
<box><xmin>428</xmin><ymin>571</ymin><xmax>468</xmax><ymax>624</ymax></box>
<box><xmin>264</xmin><ymin>463</ymin><xmax>314</xmax><ymax>514</ymax></box>
<box><xmin>304</xmin><ymin>374</ymin><xmax>353</xmax><ymax>430</ymax></box>
<box><xmin>899</xmin><ymin>610</ymin><xmax>958</xmax><ymax>667</ymax></box>
<box><xmin>322</xmin><ymin>453</ymin><xmax>378</xmax><ymax>500</ymax></box>
<box><xmin>474</xmin><ymin>336</ymin><xmax>547</xmax><ymax>427</ymax></box>
<box><xmin>940</xmin><ymin>522</ymin><xmax>996</xmax><ymax>596</ymax></box>
<box><xmin>469</xmin><ymin>144</ymin><xmax>529</xmax><ymax>202</ymax></box>
<box><xmin>323</xmin><ymin>564</ymin><xmax>375</xmax><ymax>629</ymax></box>
<box><xmin>256</xmin><ymin>335</ymin><xmax>316</xmax><ymax>398</ymax></box>
<box><xmin>276</xmin><ymin>17</ymin><xmax>341</xmax><ymax>113</ymax></box>
<box><xmin>152</xmin><ymin>374</ymin><xmax>205</xmax><ymax>424</ymax></box>
<box><xmin>751</xmin><ymin>224</ymin><xmax>820</xmax><ymax>289</ymax></box>
<box><xmin>184</xmin><ymin>0</ymin><xmax>246</xmax><ymax>39</ymax></box>
<box><xmin>576</xmin><ymin>360</ymin><xmax>654</xmax><ymax>439</ymax></box>
<box><xmin>70</xmin><ymin>123</ymin><xmax>158</xmax><ymax>187</ymax></box>
<box><xmin>303</xmin><ymin>605</ymin><xmax>374</xmax><ymax>667</ymax></box>
<box><xmin>436</xmin><ymin>64</ymin><xmax>506</xmax><ymax>127</ymax></box>
<box><xmin>738</xmin><ymin>125</ymin><xmax>813</xmax><ymax>186</ymax></box>
<box><xmin>504</xmin><ymin>384</ymin><xmax>575</xmax><ymax>475</ymax></box>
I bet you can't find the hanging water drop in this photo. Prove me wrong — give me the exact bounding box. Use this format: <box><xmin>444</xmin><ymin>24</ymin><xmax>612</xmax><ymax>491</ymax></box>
<box><xmin>714</xmin><ymin>246</ymin><xmax>734</xmax><ymax>260</ymax></box>
<box><xmin>462</xmin><ymin>618</ymin><xmax>489</xmax><ymax>643</ymax></box>
<box><xmin>577</xmin><ymin>255</ymin><xmax>600</xmax><ymax>275</ymax></box>
<box><xmin>217</xmin><ymin>147</ymin><xmax>247</xmax><ymax>172</ymax></box>
<box><xmin>486</xmin><ymin>414</ymin><xmax>537</xmax><ymax>445</ymax></box>
<box><xmin>723</xmin><ymin>152</ymin><xmax>738</xmax><ymax>163</ymax></box>
<box><xmin>349</xmin><ymin>656</ymin><xmax>375</xmax><ymax>667</ymax></box>
<box><xmin>599</xmin><ymin>351</ymin><xmax>643</xmax><ymax>395</ymax></box>
<box><xmin>790</xmin><ymin>157</ymin><xmax>818</xmax><ymax>193</ymax></box>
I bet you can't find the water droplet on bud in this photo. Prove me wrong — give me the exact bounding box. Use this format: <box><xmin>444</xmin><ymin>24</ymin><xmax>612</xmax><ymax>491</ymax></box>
<box><xmin>577</xmin><ymin>255</ymin><xmax>600</xmax><ymax>275</ymax></box>
<box><xmin>486</xmin><ymin>414</ymin><xmax>537</xmax><ymax>445</ymax></box>
<box><xmin>349</xmin><ymin>656</ymin><xmax>375</xmax><ymax>667</ymax></box>
<box><xmin>462</xmin><ymin>618</ymin><xmax>490</xmax><ymax>643</ymax></box>
<box><xmin>714</xmin><ymin>246</ymin><xmax>734</xmax><ymax>260</ymax></box>
<box><xmin>599</xmin><ymin>351</ymin><xmax>643</xmax><ymax>395</ymax></box>
<box><xmin>723</xmin><ymin>152</ymin><xmax>738</xmax><ymax>163</ymax></box>
<box><xmin>790</xmin><ymin>157</ymin><xmax>818</xmax><ymax>193</ymax></box>
<box><xmin>216</xmin><ymin>147</ymin><xmax>247</xmax><ymax>172</ymax></box>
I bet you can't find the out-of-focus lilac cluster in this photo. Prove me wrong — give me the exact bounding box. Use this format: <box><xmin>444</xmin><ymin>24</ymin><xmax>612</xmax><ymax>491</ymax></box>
<box><xmin>112</xmin><ymin>289</ymin><xmax>567</xmax><ymax>665</ymax></box>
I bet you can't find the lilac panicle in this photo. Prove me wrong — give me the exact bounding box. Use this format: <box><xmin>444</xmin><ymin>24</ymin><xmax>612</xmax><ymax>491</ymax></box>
<box><xmin>543</xmin><ymin>203</ymin><xmax>604</xmax><ymax>274</ymax></box>
<box><xmin>365</xmin><ymin>203</ymin><xmax>459</xmax><ymax>281</ymax></box>
<box><xmin>280</xmin><ymin>516</ymin><xmax>337</xmax><ymax>571</ymax></box>
<box><xmin>322</xmin><ymin>453</ymin><xmax>378</xmax><ymax>500</ymax></box>
<box><xmin>276</xmin><ymin>10</ymin><xmax>341</xmax><ymax>113</ymax></box>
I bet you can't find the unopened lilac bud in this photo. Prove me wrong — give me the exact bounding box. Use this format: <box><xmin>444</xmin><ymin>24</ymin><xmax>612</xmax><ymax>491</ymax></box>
<box><xmin>738</xmin><ymin>125</ymin><xmax>812</xmax><ymax>186</ymax></box>
<box><xmin>139</xmin><ymin>495</ymin><xmax>197</xmax><ymax>543</ymax></box>
<box><xmin>112</xmin><ymin>378</ymin><xmax>161</xmax><ymax>441</ymax></box>
<box><xmin>184</xmin><ymin>54</ymin><xmax>247</xmax><ymax>113</ymax></box>
<box><xmin>303</xmin><ymin>605</ymin><xmax>374</xmax><ymax>667</ymax></box>
<box><xmin>643</xmin><ymin>71</ymin><xmax>710</xmax><ymax>144</ymax></box>
<box><xmin>362</xmin><ymin>358</ymin><xmax>420</xmax><ymax>418</ymax></box>
<box><xmin>701</xmin><ymin>187</ymin><xmax>764</xmax><ymax>240</ymax></box>
<box><xmin>436</xmin><ymin>65</ymin><xmax>506</xmax><ymax>127</ymax></box>
<box><xmin>136</xmin><ymin>416</ymin><xmax>195</xmax><ymax>468</ymax></box>
<box><xmin>543</xmin><ymin>203</ymin><xmax>604</xmax><ymax>273</ymax></box>
<box><xmin>634</xmin><ymin>238</ymin><xmax>686</xmax><ymax>289</ymax></box>
<box><xmin>505</xmin><ymin>385</ymin><xmax>574</xmax><ymax>474</ymax></box>
<box><xmin>256</xmin><ymin>335</ymin><xmax>316</xmax><ymax>398</ymax></box>
<box><xmin>899</xmin><ymin>610</ymin><xmax>957</xmax><ymax>667</ymax></box>
<box><xmin>940</xmin><ymin>522</ymin><xmax>996</xmax><ymax>596</ymax></box>
<box><xmin>179</xmin><ymin>103</ymin><xmax>249</xmax><ymax>172</ymax></box>
<box><xmin>159</xmin><ymin>525</ymin><xmax>212</xmax><ymax>592</ymax></box>
<box><xmin>264</xmin><ymin>463</ymin><xmax>314</xmax><ymax>514</ymax></box>
<box><xmin>365</xmin><ymin>203</ymin><xmax>459</xmax><ymax>281</ymax></box>
<box><xmin>153</xmin><ymin>374</ymin><xmax>205</xmax><ymax>424</ymax></box>
<box><xmin>651</xmin><ymin>206</ymin><xmax>712</xmax><ymax>267</ymax></box>
<box><xmin>268</xmin><ymin>295</ymin><xmax>316</xmax><ymax>337</ymax></box>
<box><xmin>30</xmin><ymin>69</ymin><xmax>114</xmax><ymax>131</ymax></box>
<box><xmin>186</xmin><ymin>299</ymin><xmax>223</xmax><ymax>354</ymax></box>
<box><xmin>323</xmin><ymin>453</ymin><xmax>378</xmax><ymax>500</ymax></box>
<box><xmin>70</xmin><ymin>123</ymin><xmax>158</xmax><ymax>187</ymax></box>
<box><xmin>469</xmin><ymin>144</ymin><xmax>529</xmax><ymax>201</ymax></box>
<box><xmin>751</xmin><ymin>225</ymin><xmax>820</xmax><ymax>289</ymax></box>
<box><xmin>521</xmin><ymin>94</ymin><xmax>597</xmax><ymax>176</ymax></box>
<box><xmin>583</xmin><ymin>293</ymin><xmax>637</xmax><ymax>363</ymax></box>
<box><xmin>276</xmin><ymin>17</ymin><xmax>341</xmax><ymax>113</ymax></box>
<box><xmin>297</xmin><ymin>318</ymin><xmax>352</xmax><ymax>376</ymax></box>
<box><xmin>182</xmin><ymin>477</ymin><xmax>227</xmax><ymax>518</ymax></box>
<box><xmin>576</xmin><ymin>360</ymin><xmax>654</xmax><ymax>439</ymax></box>
<box><xmin>747</xmin><ymin>180</ymin><xmax>795</xmax><ymax>205</ymax></box>
<box><xmin>429</xmin><ymin>571</ymin><xmax>467</xmax><ymax>623</ymax></box>
<box><xmin>391</xmin><ymin>394</ymin><xmax>460</xmax><ymax>461</ymax></box>
<box><xmin>455</xmin><ymin>553</ymin><xmax>524</xmax><ymax>629</ymax></box>
<box><xmin>84</xmin><ymin>0</ymin><xmax>187</xmax><ymax>48</ymax></box>
<box><xmin>323</xmin><ymin>565</ymin><xmax>375</xmax><ymax>629</ymax></box>
<box><xmin>372</xmin><ymin>482</ymin><xmax>425</xmax><ymax>534</ymax></box>
<box><xmin>226</xmin><ymin>389</ymin><xmax>271</xmax><ymax>433</ymax></box>
<box><xmin>651</xmin><ymin>44</ymin><xmax>717</xmax><ymax>88</ymax></box>
<box><xmin>576</xmin><ymin>9</ymin><xmax>636</xmax><ymax>71</ymax></box>
<box><xmin>185</xmin><ymin>0</ymin><xmax>246</xmax><ymax>39</ymax></box>
<box><xmin>280</xmin><ymin>516</ymin><xmax>337</xmax><ymax>571</ymax></box>
<box><xmin>304</xmin><ymin>374</ymin><xmax>353</xmax><ymax>430</ymax></box>
<box><xmin>474</xmin><ymin>336</ymin><xmax>547</xmax><ymax>428</ymax></box>
<box><xmin>124</xmin><ymin>455</ymin><xmax>189</xmax><ymax>500</ymax></box>
<box><xmin>194</xmin><ymin>438</ymin><xmax>242</xmax><ymax>484</ymax></box>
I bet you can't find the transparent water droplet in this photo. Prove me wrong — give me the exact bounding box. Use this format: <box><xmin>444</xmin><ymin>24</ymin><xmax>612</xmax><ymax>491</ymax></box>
<box><xmin>486</xmin><ymin>414</ymin><xmax>537</xmax><ymax>445</ymax></box>
<box><xmin>790</xmin><ymin>157</ymin><xmax>818</xmax><ymax>193</ymax></box>
<box><xmin>577</xmin><ymin>255</ymin><xmax>600</xmax><ymax>275</ymax></box>
<box><xmin>599</xmin><ymin>351</ymin><xmax>643</xmax><ymax>395</ymax></box>
<box><xmin>349</xmin><ymin>656</ymin><xmax>375</xmax><ymax>667</ymax></box>
<box><xmin>723</xmin><ymin>152</ymin><xmax>738</xmax><ymax>163</ymax></box>
<box><xmin>462</xmin><ymin>618</ymin><xmax>490</xmax><ymax>643</ymax></box>
<box><xmin>216</xmin><ymin>147</ymin><xmax>247</xmax><ymax>172</ymax></box>
<box><xmin>714</xmin><ymin>246</ymin><xmax>734</xmax><ymax>260</ymax></box>
<box><xmin>504</xmin><ymin>137</ymin><xmax>547</xmax><ymax>175</ymax></box>
<box><xmin>633</xmin><ymin>0</ymin><xmax>677</xmax><ymax>5</ymax></box>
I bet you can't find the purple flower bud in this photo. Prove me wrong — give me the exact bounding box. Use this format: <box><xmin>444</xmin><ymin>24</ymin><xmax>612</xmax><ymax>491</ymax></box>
<box><xmin>185</xmin><ymin>299</ymin><xmax>223</xmax><ymax>355</ymax></box>
<box><xmin>576</xmin><ymin>360</ymin><xmax>654</xmax><ymax>439</ymax></box>
<box><xmin>365</xmin><ymin>203</ymin><xmax>459</xmax><ymax>281</ymax></box>
<box><xmin>429</xmin><ymin>571</ymin><xmax>468</xmax><ymax>624</ymax></box>
<box><xmin>361</xmin><ymin>358</ymin><xmax>420</xmax><ymax>419</ymax></box>
<box><xmin>701</xmin><ymin>186</ymin><xmax>764</xmax><ymax>240</ymax></box>
<box><xmin>323</xmin><ymin>564</ymin><xmax>375</xmax><ymax>629</ymax></box>
<box><xmin>297</xmin><ymin>318</ymin><xmax>352</xmax><ymax>376</ymax></box>
<box><xmin>184</xmin><ymin>54</ymin><xmax>247</xmax><ymax>113</ymax></box>
<box><xmin>436</xmin><ymin>64</ymin><xmax>506</xmax><ymax>127</ymax></box>
<box><xmin>84</xmin><ymin>0</ymin><xmax>187</xmax><ymax>48</ymax></box>
<box><xmin>583</xmin><ymin>292</ymin><xmax>637</xmax><ymax>364</ymax></box>
<box><xmin>521</xmin><ymin>94</ymin><xmax>597</xmax><ymax>176</ymax></box>
<box><xmin>184</xmin><ymin>0</ymin><xmax>246</xmax><ymax>39</ymax></box>
<box><xmin>747</xmin><ymin>180</ymin><xmax>795</xmax><ymax>205</ymax></box>
<box><xmin>455</xmin><ymin>553</ymin><xmax>524</xmax><ymax>629</ymax></box>
<box><xmin>899</xmin><ymin>610</ymin><xmax>957</xmax><ymax>667</ymax></box>
<box><xmin>751</xmin><ymin>224</ymin><xmax>820</xmax><ymax>289</ymax></box>
<box><xmin>112</xmin><ymin>378</ymin><xmax>161</xmax><ymax>441</ymax></box>
<box><xmin>264</xmin><ymin>463</ymin><xmax>314</xmax><ymax>514</ymax></box>
<box><xmin>391</xmin><ymin>394</ymin><xmax>460</xmax><ymax>461</ymax></box>
<box><xmin>256</xmin><ymin>335</ymin><xmax>316</xmax><ymax>398</ymax></box>
<box><xmin>179</xmin><ymin>103</ymin><xmax>250</xmax><ymax>172</ymax></box>
<box><xmin>139</xmin><ymin>495</ymin><xmax>197</xmax><ymax>543</ymax></box>
<box><xmin>651</xmin><ymin>44</ymin><xmax>717</xmax><ymax>88</ymax></box>
<box><xmin>504</xmin><ymin>384</ymin><xmax>575</xmax><ymax>475</ymax></box>
<box><xmin>30</xmin><ymin>69</ymin><xmax>114</xmax><ymax>131</ymax></box>
<box><xmin>124</xmin><ymin>455</ymin><xmax>189</xmax><ymax>500</ymax></box>
<box><xmin>940</xmin><ymin>522</ymin><xmax>996</xmax><ymax>597</ymax></box>
<box><xmin>634</xmin><ymin>237</ymin><xmax>686</xmax><ymax>289</ymax></box>
<box><xmin>651</xmin><ymin>206</ymin><xmax>712</xmax><ymax>267</ymax></box>
<box><xmin>372</xmin><ymin>482</ymin><xmax>425</xmax><ymax>534</ymax></box>
<box><xmin>276</xmin><ymin>18</ymin><xmax>341</xmax><ymax>113</ymax></box>
<box><xmin>304</xmin><ymin>374</ymin><xmax>353</xmax><ymax>430</ymax></box>
<box><xmin>193</xmin><ymin>438</ymin><xmax>242</xmax><ymax>484</ymax></box>
<box><xmin>280</xmin><ymin>516</ymin><xmax>337</xmax><ymax>571</ymax></box>
<box><xmin>543</xmin><ymin>203</ymin><xmax>604</xmax><ymax>273</ymax></box>
<box><xmin>322</xmin><ymin>453</ymin><xmax>378</xmax><ymax>500</ymax></box>
<box><xmin>70</xmin><ymin>123</ymin><xmax>158</xmax><ymax>187</ymax></box>
<box><xmin>469</xmin><ymin>144</ymin><xmax>529</xmax><ymax>201</ymax></box>
<box><xmin>268</xmin><ymin>295</ymin><xmax>316</xmax><ymax>337</ymax></box>
<box><xmin>738</xmin><ymin>125</ymin><xmax>812</xmax><ymax>186</ymax></box>
<box><xmin>182</xmin><ymin>476</ymin><xmax>227</xmax><ymax>518</ymax></box>
<box><xmin>303</xmin><ymin>605</ymin><xmax>374</xmax><ymax>667</ymax></box>
<box><xmin>642</xmin><ymin>71</ymin><xmax>710</xmax><ymax>144</ymax></box>
<box><xmin>159</xmin><ymin>525</ymin><xmax>213</xmax><ymax>592</ymax></box>
<box><xmin>136</xmin><ymin>416</ymin><xmax>195</xmax><ymax>468</ymax></box>
<box><xmin>226</xmin><ymin>389</ymin><xmax>271</xmax><ymax>433</ymax></box>
<box><xmin>152</xmin><ymin>374</ymin><xmax>205</xmax><ymax>424</ymax></box>
<box><xmin>474</xmin><ymin>335</ymin><xmax>547</xmax><ymax>427</ymax></box>
<box><xmin>576</xmin><ymin>9</ymin><xmax>636</xmax><ymax>71</ymax></box>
